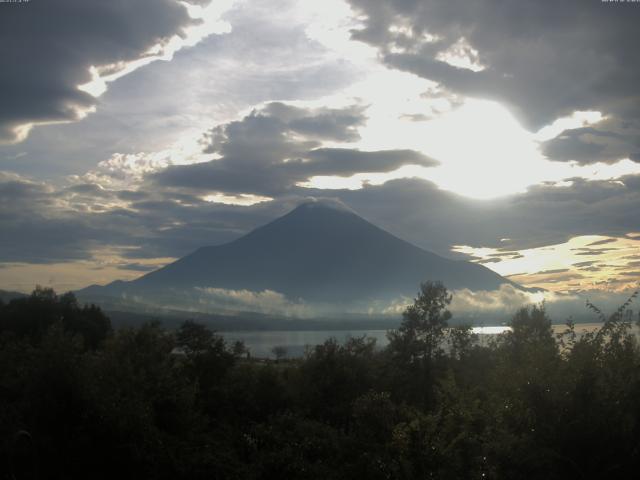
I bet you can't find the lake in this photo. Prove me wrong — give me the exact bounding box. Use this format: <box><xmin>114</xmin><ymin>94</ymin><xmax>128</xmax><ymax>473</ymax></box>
<box><xmin>222</xmin><ymin>323</ymin><xmax>629</xmax><ymax>358</ymax></box>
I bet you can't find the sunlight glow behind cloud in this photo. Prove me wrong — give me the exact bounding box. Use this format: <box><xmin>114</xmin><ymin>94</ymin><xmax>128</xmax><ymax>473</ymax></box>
<box><xmin>263</xmin><ymin>1</ymin><xmax>640</xmax><ymax>200</ymax></box>
<box><xmin>435</xmin><ymin>37</ymin><xmax>485</xmax><ymax>72</ymax></box>
<box><xmin>203</xmin><ymin>193</ymin><xmax>273</xmax><ymax>206</ymax></box>
<box><xmin>78</xmin><ymin>0</ymin><xmax>640</xmax><ymax>203</ymax></box>
<box><xmin>534</xmin><ymin>111</ymin><xmax>605</xmax><ymax>143</ymax></box>
<box><xmin>453</xmin><ymin>235</ymin><xmax>640</xmax><ymax>293</ymax></box>
<box><xmin>295</xmin><ymin>93</ymin><xmax>640</xmax><ymax>199</ymax></box>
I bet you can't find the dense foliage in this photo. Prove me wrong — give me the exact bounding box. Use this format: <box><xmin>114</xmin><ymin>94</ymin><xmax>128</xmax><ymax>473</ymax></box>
<box><xmin>1</xmin><ymin>283</ymin><xmax>640</xmax><ymax>479</ymax></box>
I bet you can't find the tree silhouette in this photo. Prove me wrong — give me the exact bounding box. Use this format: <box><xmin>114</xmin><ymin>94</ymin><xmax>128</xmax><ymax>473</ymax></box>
<box><xmin>388</xmin><ymin>281</ymin><xmax>452</xmax><ymax>364</ymax></box>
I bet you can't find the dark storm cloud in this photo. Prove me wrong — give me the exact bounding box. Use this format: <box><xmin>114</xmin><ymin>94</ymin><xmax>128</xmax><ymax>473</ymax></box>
<box><xmin>346</xmin><ymin>0</ymin><xmax>640</xmax><ymax>157</ymax></box>
<box><xmin>0</xmin><ymin>171</ymin><xmax>304</xmax><ymax>264</ymax></box>
<box><xmin>0</xmin><ymin>174</ymin><xmax>101</xmax><ymax>262</ymax></box>
<box><xmin>541</xmin><ymin>130</ymin><xmax>608</xmax><ymax>164</ymax></box>
<box><xmin>0</xmin><ymin>0</ymin><xmax>200</xmax><ymax>143</ymax></box>
<box><xmin>3</xmin><ymin>167</ymin><xmax>640</xmax><ymax>268</ymax></box>
<box><xmin>325</xmin><ymin>174</ymin><xmax>640</xmax><ymax>258</ymax></box>
<box><xmin>155</xmin><ymin>103</ymin><xmax>437</xmax><ymax>195</ymax></box>
<box><xmin>541</xmin><ymin>118</ymin><xmax>640</xmax><ymax>165</ymax></box>
<box><xmin>116</xmin><ymin>190</ymin><xmax>150</xmax><ymax>202</ymax></box>
<box><xmin>260</xmin><ymin>103</ymin><xmax>366</xmax><ymax>142</ymax></box>
<box><xmin>87</xmin><ymin>194</ymin><xmax>295</xmax><ymax>260</ymax></box>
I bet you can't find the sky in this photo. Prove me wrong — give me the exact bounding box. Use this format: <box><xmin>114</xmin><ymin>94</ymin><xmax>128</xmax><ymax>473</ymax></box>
<box><xmin>1</xmin><ymin>0</ymin><xmax>640</xmax><ymax>296</ymax></box>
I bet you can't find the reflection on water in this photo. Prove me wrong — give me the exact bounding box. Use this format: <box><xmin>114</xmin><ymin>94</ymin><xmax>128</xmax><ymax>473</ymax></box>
<box><xmin>223</xmin><ymin>323</ymin><xmax>640</xmax><ymax>359</ymax></box>
<box><xmin>472</xmin><ymin>326</ymin><xmax>511</xmax><ymax>335</ymax></box>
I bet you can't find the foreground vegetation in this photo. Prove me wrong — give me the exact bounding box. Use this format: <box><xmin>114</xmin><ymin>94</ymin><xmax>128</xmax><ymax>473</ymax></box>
<box><xmin>1</xmin><ymin>284</ymin><xmax>640</xmax><ymax>479</ymax></box>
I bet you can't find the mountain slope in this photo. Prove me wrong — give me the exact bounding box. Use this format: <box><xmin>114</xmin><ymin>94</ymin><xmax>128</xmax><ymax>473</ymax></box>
<box><xmin>80</xmin><ymin>201</ymin><xmax>518</xmax><ymax>307</ymax></box>
<box><xmin>0</xmin><ymin>289</ymin><xmax>28</xmax><ymax>303</ymax></box>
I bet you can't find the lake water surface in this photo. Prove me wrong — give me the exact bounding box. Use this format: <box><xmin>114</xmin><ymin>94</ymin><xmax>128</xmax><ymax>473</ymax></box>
<box><xmin>223</xmin><ymin>323</ymin><xmax>630</xmax><ymax>358</ymax></box>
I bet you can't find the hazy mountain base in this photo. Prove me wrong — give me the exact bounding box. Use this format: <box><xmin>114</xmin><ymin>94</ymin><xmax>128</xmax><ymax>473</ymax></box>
<box><xmin>74</xmin><ymin>289</ymin><xmax>511</xmax><ymax>331</ymax></box>
<box><xmin>104</xmin><ymin>308</ymin><xmax>402</xmax><ymax>332</ymax></box>
<box><xmin>1</xmin><ymin>285</ymin><xmax>640</xmax><ymax>479</ymax></box>
<box><xmin>0</xmin><ymin>289</ymin><xmax>26</xmax><ymax>303</ymax></box>
<box><xmin>75</xmin><ymin>283</ymin><xmax>640</xmax><ymax>331</ymax></box>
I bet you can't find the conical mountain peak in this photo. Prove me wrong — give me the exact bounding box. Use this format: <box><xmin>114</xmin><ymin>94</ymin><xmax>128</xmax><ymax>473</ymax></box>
<box><xmin>291</xmin><ymin>198</ymin><xmax>356</xmax><ymax>215</ymax></box>
<box><xmin>80</xmin><ymin>203</ymin><xmax>519</xmax><ymax>306</ymax></box>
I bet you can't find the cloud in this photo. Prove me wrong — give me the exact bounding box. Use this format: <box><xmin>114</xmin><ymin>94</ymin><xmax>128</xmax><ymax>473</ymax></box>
<box><xmin>382</xmin><ymin>282</ymin><xmax>640</xmax><ymax>327</ymax></box>
<box><xmin>381</xmin><ymin>283</ymin><xmax>576</xmax><ymax>319</ymax></box>
<box><xmin>587</xmin><ymin>238</ymin><xmax>618</xmax><ymax>247</ymax></box>
<box><xmin>573</xmin><ymin>261</ymin><xmax>598</xmax><ymax>268</ymax></box>
<box><xmin>118</xmin><ymin>263</ymin><xmax>160</xmax><ymax>273</ymax></box>
<box><xmin>456</xmin><ymin>231</ymin><xmax>640</xmax><ymax>293</ymax></box>
<box><xmin>0</xmin><ymin>170</ymin><xmax>292</xmax><ymax>264</ymax></box>
<box><xmin>0</xmin><ymin>172</ymin><xmax>128</xmax><ymax>263</ymax></box>
<box><xmin>541</xmin><ymin>118</ymin><xmax>640</xmax><ymax>165</ymax></box>
<box><xmin>450</xmin><ymin>284</ymin><xmax>553</xmax><ymax>314</ymax></box>
<box><xmin>326</xmin><ymin>174</ymin><xmax>640</xmax><ymax>260</ymax></box>
<box><xmin>0</xmin><ymin>0</ymin><xmax>207</xmax><ymax>143</ymax></box>
<box><xmin>153</xmin><ymin>102</ymin><xmax>437</xmax><ymax>195</ymax></box>
<box><xmin>0</xmin><ymin>0</ymin><xmax>362</xmax><ymax>181</ymax></box>
<box><xmin>346</xmin><ymin>0</ymin><xmax>640</xmax><ymax>130</ymax></box>
<box><xmin>533</xmin><ymin>269</ymin><xmax>570</xmax><ymax>275</ymax></box>
<box><xmin>195</xmin><ymin>287</ymin><xmax>308</xmax><ymax>316</ymax></box>
<box><xmin>259</xmin><ymin>102</ymin><xmax>366</xmax><ymax>142</ymax></box>
<box><xmin>574</xmin><ymin>250</ymin><xmax>615</xmax><ymax>257</ymax></box>
<box><xmin>5</xmin><ymin>159</ymin><xmax>640</xmax><ymax>270</ymax></box>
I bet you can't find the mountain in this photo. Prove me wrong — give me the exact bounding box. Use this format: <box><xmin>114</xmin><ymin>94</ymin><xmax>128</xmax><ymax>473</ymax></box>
<box><xmin>79</xmin><ymin>201</ymin><xmax>519</xmax><ymax>311</ymax></box>
<box><xmin>0</xmin><ymin>289</ymin><xmax>28</xmax><ymax>303</ymax></box>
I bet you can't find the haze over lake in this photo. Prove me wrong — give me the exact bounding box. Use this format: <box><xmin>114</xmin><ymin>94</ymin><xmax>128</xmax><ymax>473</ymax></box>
<box><xmin>223</xmin><ymin>323</ymin><xmax>640</xmax><ymax>358</ymax></box>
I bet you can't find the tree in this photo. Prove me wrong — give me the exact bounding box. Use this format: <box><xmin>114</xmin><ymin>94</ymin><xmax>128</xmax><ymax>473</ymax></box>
<box><xmin>384</xmin><ymin>282</ymin><xmax>452</xmax><ymax>407</ymax></box>
<box><xmin>449</xmin><ymin>324</ymin><xmax>477</xmax><ymax>360</ymax></box>
<box><xmin>175</xmin><ymin>320</ymin><xmax>217</xmax><ymax>356</ymax></box>
<box><xmin>271</xmin><ymin>345</ymin><xmax>288</xmax><ymax>361</ymax></box>
<box><xmin>298</xmin><ymin>336</ymin><xmax>377</xmax><ymax>425</ymax></box>
<box><xmin>174</xmin><ymin>320</ymin><xmax>241</xmax><ymax>417</ymax></box>
<box><xmin>504</xmin><ymin>303</ymin><xmax>557</xmax><ymax>359</ymax></box>
<box><xmin>0</xmin><ymin>287</ymin><xmax>111</xmax><ymax>348</ymax></box>
<box><xmin>387</xmin><ymin>281</ymin><xmax>452</xmax><ymax>364</ymax></box>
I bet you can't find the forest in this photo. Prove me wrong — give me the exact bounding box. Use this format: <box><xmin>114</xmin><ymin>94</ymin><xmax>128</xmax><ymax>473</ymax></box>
<box><xmin>1</xmin><ymin>283</ymin><xmax>640</xmax><ymax>479</ymax></box>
